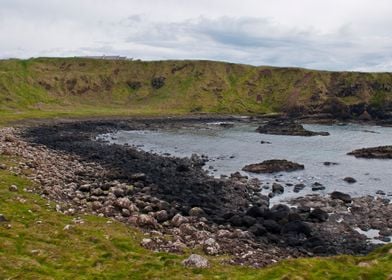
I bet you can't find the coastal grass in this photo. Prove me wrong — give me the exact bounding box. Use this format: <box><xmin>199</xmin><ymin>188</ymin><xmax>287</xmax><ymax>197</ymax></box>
<box><xmin>0</xmin><ymin>155</ymin><xmax>391</xmax><ymax>279</ymax></box>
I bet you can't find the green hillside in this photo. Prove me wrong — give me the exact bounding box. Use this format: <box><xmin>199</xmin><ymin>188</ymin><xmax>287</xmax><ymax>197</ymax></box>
<box><xmin>1</xmin><ymin>58</ymin><xmax>392</xmax><ymax>123</ymax></box>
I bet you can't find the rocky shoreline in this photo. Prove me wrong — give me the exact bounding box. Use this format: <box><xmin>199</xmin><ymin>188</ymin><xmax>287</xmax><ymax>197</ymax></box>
<box><xmin>1</xmin><ymin>118</ymin><xmax>391</xmax><ymax>267</ymax></box>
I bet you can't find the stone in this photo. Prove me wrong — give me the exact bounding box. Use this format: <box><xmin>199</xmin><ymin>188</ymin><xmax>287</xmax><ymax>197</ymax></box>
<box><xmin>0</xmin><ymin>214</ymin><xmax>8</xmax><ymax>222</ymax></box>
<box><xmin>256</xmin><ymin>119</ymin><xmax>329</xmax><ymax>137</ymax></box>
<box><xmin>309</xmin><ymin>208</ymin><xmax>328</xmax><ymax>222</ymax></box>
<box><xmin>182</xmin><ymin>254</ymin><xmax>209</xmax><ymax>268</ymax></box>
<box><xmin>203</xmin><ymin>238</ymin><xmax>220</xmax><ymax>255</ymax></box>
<box><xmin>263</xmin><ymin>219</ymin><xmax>282</xmax><ymax>233</ymax></box>
<box><xmin>348</xmin><ymin>146</ymin><xmax>392</xmax><ymax>159</ymax></box>
<box><xmin>312</xmin><ymin>182</ymin><xmax>325</xmax><ymax>191</ymax></box>
<box><xmin>376</xmin><ymin>190</ymin><xmax>386</xmax><ymax>195</ymax></box>
<box><xmin>246</xmin><ymin>206</ymin><xmax>265</xmax><ymax>218</ymax></box>
<box><xmin>136</xmin><ymin>214</ymin><xmax>158</xmax><ymax>228</ymax></box>
<box><xmin>242</xmin><ymin>159</ymin><xmax>304</xmax><ymax>174</ymax></box>
<box><xmin>272</xmin><ymin>183</ymin><xmax>284</xmax><ymax>194</ymax></box>
<box><xmin>131</xmin><ymin>173</ymin><xmax>146</xmax><ymax>181</ymax></box>
<box><xmin>293</xmin><ymin>183</ymin><xmax>305</xmax><ymax>193</ymax></box>
<box><xmin>248</xmin><ymin>224</ymin><xmax>267</xmax><ymax>236</ymax></box>
<box><xmin>188</xmin><ymin>207</ymin><xmax>205</xmax><ymax>217</ymax></box>
<box><xmin>0</xmin><ymin>164</ymin><xmax>6</xmax><ymax>170</ymax></box>
<box><xmin>343</xmin><ymin>177</ymin><xmax>357</xmax><ymax>184</ymax></box>
<box><xmin>155</xmin><ymin>210</ymin><xmax>169</xmax><ymax>222</ymax></box>
<box><xmin>171</xmin><ymin>214</ymin><xmax>189</xmax><ymax>227</ymax></box>
<box><xmin>330</xmin><ymin>191</ymin><xmax>352</xmax><ymax>203</ymax></box>
<box><xmin>78</xmin><ymin>184</ymin><xmax>91</xmax><ymax>192</ymax></box>
<box><xmin>9</xmin><ymin>185</ymin><xmax>18</xmax><ymax>192</ymax></box>
<box><xmin>282</xmin><ymin>221</ymin><xmax>312</xmax><ymax>237</ymax></box>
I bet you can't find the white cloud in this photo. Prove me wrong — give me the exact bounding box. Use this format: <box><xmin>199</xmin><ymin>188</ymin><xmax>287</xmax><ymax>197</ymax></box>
<box><xmin>0</xmin><ymin>0</ymin><xmax>391</xmax><ymax>71</ymax></box>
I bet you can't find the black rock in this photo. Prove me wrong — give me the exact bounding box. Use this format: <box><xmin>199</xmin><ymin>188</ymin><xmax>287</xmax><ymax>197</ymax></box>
<box><xmin>272</xmin><ymin>183</ymin><xmax>284</xmax><ymax>194</ymax></box>
<box><xmin>312</xmin><ymin>182</ymin><xmax>325</xmax><ymax>191</ymax></box>
<box><xmin>330</xmin><ymin>191</ymin><xmax>352</xmax><ymax>203</ymax></box>
<box><xmin>308</xmin><ymin>208</ymin><xmax>328</xmax><ymax>222</ymax></box>
<box><xmin>248</xmin><ymin>224</ymin><xmax>267</xmax><ymax>236</ymax></box>
<box><xmin>343</xmin><ymin>177</ymin><xmax>357</xmax><ymax>184</ymax></box>
<box><xmin>293</xmin><ymin>183</ymin><xmax>306</xmax><ymax>193</ymax></box>
<box><xmin>242</xmin><ymin>215</ymin><xmax>257</xmax><ymax>227</ymax></box>
<box><xmin>282</xmin><ymin>221</ymin><xmax>312</xmax><ymax>237</ymax></box>
<box><xmin>246</xmin><ymin>206</ymin><xmax>265</xmax><ymax>218</ymax></box>
<box><xmin>229</xmin><ymin>215</ymin><xmax>243</xmax><ymax>227</ymax></box>
<box><xmin>263</xmin><ymin>219</ymin><xmax>282</xmax><ymax>233</ymax></box>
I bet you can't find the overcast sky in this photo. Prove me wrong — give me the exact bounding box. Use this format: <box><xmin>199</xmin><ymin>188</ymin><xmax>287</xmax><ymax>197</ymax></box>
<box><xmin>1</xmin><ymin>0</ymin><xmax>392</xmax><ymax>71</ymax></box>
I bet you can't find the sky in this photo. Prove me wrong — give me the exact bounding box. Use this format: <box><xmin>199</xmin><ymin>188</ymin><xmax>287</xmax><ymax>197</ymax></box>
<box><xmin>0</xmin><ymin>0</ymin><xmax>392</xmax><ymax>71</ymax></box>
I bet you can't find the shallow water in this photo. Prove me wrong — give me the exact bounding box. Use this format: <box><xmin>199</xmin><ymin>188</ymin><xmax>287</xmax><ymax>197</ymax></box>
<box><xmin>101</xmin><ymin>122</ymin><xmax>392</xmax><ymax>202</ymax></box>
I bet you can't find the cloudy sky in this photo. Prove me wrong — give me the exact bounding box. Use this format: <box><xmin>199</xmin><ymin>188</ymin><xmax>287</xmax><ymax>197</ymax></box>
<box><xmin>1</xmin><ymin>0</ymin><xmax>392</xmax><ymax>71</ymax></box>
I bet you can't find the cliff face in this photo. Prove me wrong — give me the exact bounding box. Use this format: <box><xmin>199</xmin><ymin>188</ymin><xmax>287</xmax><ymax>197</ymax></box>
<box><xmin>1</xmin><ymin>58</ymin><xmax>391</xmax><ymax>119</ymax></box>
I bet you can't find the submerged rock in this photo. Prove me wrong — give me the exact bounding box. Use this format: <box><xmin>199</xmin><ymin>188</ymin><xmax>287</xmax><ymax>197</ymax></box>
<box><xmin>242</xmin><ymin>159</ymin><xmax>304</xmax><ymax>174</ymax></box>
<box><xmin>348</xmin><ymin>146</ymin><xmax>392</xmax><ymax>159</ymax></box>
<box><xmin>256</xmin><ymin>119</ymin><xmax>329</xmax><ymax>137</ymax></box>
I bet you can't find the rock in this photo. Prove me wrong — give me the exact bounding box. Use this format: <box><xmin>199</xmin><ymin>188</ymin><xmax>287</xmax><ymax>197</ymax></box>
<box><xmin>348</xmin><ymin>146</ymin><xmax>392</xmax><ymax>159</ymax></box>
<box><xmin>203</xmin><ymin>238</ymin><xmax>220</xmax><ymax>255</ymax></box>
<box><xmin>151</xmin><ymin>76</ymin><xmax>166</xmax><ymax>89</ymax></box>
<box><xmin>4</xmin><ymin>134</ymin><xmax>16</xmax><ymax>142</ymax></box>
<box><xmin>0</xmin><ymin>164</ymin><xmax>6</xmax><ymax>170</ymax></box>
<box><xmin>242</xmin><ymin>215</ymin><xmax>257</xmax><ymax>227</ymax></box>
<box><xmin>189</xmin><ymin>207</ymin><xmax>205</xmax><ymax>217</ymax></box>
<box><xmin>140</xmin><ymin>238</ymin><xmax>153</xmax><ymax>248</ymax></box>
<box><xmin>260</xmin><ymin>140</ymin><xmax>271</xmax><ymax>144</ymax></box>
<box><xmin>256</xmin><ymin>119</ymin><xmax>329</xmax><ymax>137</ymax></box>
<box><xmin>112</xmin><ymin>187</ymin><xmax>125</xmax><ymax>197</ymax></box>
<box><xmin>91</xmin><ymin>201</ymin><xmax>102</xmax><ymax>211</ymax></box>
<box><xmin>242</xmin><ymin>159</ymin><xmax>304</xmax><ymax>174</ymax></box>
<box><xmin>171</xmin><ymin>214</ymin><xmax>189</xmax><ymax>227</ymax></box>
<box><xmin>263</xmin><ymin>219</ymin><xmax>282</xmax><ymax>233</ymax></box>
<box><xmin>246</xmin><ymin>206</ymin><xmax>265</xmax><ymax>218</ymax></box>
<box><xmin>343</xmin><ymin>177</ymin><xmax>357</xmax><ymax>184</ymax></box>
<box><xmin>121</xmin><ymin>209</ymin><xmax>131</xmax><ymax>217</ymax></box>
<box><xmin>182</xmin><ymin>254</ymin><xmax>209</xmax><ymax>268</ymax></box>
<box><xmin>323</xmin><ymin>161</ymin><xmax>339</xmax><ymax>166</ymax></box>
<box><xmin>330</xmin><ymin>191</ymin><xmax>352</xmax><ymax>203</ymax></box>
<box><xmin>0</xmin><ymin>214</ymin><xmax>8</xmax><ymax>222</ymax></box>
<box><xmin>309</xmin><ymin>208</ymin><xmax>328</xmax><ymax>222</ymax></box>
<box><xmin>131</xmin><ymin>173</ymin><xmax>146</xmax><ymax>181</ymax></box>
<box><xmin>282</xmin><ymin>221</ymin><xmax>312</xmax><ymax>237</ymax></box>
<box><xmin>9</xmin><ymin>185</ymin><xmax>18</xmax><ymax>192</ymax></box>
<box><xmin>78</xmin><ymin>184</ymin><xmax>91</xmax><ymax>192</ymax></box>
<box><xmin>272</xmin><ymin>183</ymin><xmax>284</xmax><ymax>194</ymax></box>
<box><xmin>376</xmin><ymin>190</ymin><xmax>386</xmax><ymax>195</ymax></box>
<box><xmin>312</xmin><ymin>182</ymin><xmax>325</xmax><ymax>191</ymax></box>
<box><xmin>293</xmin><ymin>183</ymin><xmax>305</xmax><ymax>193</ymax></box>
<box><xmin>136</xmin><ymin>214</ymin><xmax>158</xmax><ymax>228</ymax></box>
<box><xmin>270</xmin><ymin>204</ymin><xmax>290</xmax><ymax>221</ymax></box>
<box><xmin>229</xmin><ymin>215</ymin><xmax>243</xmax><ymax>227</ymax></box>
<box><xmin>155</xmin><ymin>210</ymin><xmax>169</xmax><ymax>222</ymax></box>
<box><xmin>248</xmin><ymin>224</ymin><xmax>267</xmax><ymax>236</ymax></box>
<box><xmin>115</xmin><ymin>197</ymin><xmax>132</xmax><ymax>210</ymax></box>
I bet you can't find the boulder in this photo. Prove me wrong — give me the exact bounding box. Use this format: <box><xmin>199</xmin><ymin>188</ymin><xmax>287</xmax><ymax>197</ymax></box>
<box><xmin>330</xmin><ymin>191</ymin><xmax>352</xmax><ymax>203</ymax></box>
<box><xmin>248</xmin><ymin>224</ymin><xmax>267</xmax><ymax>236</ymax></box>
<box><xmin>282</xmin><ymin>221</ymin><xmax>312</xmax><ymax>237</ymax></box>
<box><xmin>272</xmin><ymin>183</ymin><xmax>284</xmax><ymax>194</ymax></box>
<box><xmin>242</xmin><ymin>159</ymin><xmax>304</xmax><ymax>174</ymax></box>
<box><xmin>263</xmin><ymin>219</ymin><xmax>282</xmax><ymax>233</ymax></box>
<box><xmin>293</xmin><ymin>183</ymin><xmax>305</xmax><ymax>193</ymax></box>
<box><xmin>308</xmin><ymin>208</ymin><xmax>328</xmax><ymax>222</ymax></box>
<box><xmin>256</xmin><ymin>119</ymin><xmax>329</xmax><ymax>137</ymax></box>
<box><xmin>189</xmin><ymin>207</ymin><xmax>205</xmax><ymax>217</ymax></box>
<box><xmin>343</xmin><ymin>177</ymin><xmax>357</xmax><ymax>184</ymax></box>
<box><xmin>171</xmin><ymin>214</ymin><xmax>189</xmax><ymax>227</ymax></box>
<box><xmin>203</xmin><ymin>238</ymin><xmax>220</xmax><ymax>255</ymax></box>
<box><xmin>182</xmin><ymin>254</ymin><xmax>209</xmax><ymax>268</ymax></box>
<box><xmin>155</xmin><ymin>210</ymin><xmax>169</xmax><ymax>222</ymax></box>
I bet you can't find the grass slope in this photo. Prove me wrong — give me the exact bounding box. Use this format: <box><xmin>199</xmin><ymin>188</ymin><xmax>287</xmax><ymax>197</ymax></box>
<box><xmin>0</xmin><ymin>155</ymin><xmax>391</xmax><ymax>279</ymax></box>
<box><xmin>1</xmin><ymin>58</ymin><xmax>392</xmax><ymax>124</ymax></box>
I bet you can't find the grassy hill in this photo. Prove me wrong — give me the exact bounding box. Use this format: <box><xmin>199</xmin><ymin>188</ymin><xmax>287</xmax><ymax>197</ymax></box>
<box><xmin>1</xmin><ymin>58</ymin><xmax>392</xmax><ymax>123</ymax></box>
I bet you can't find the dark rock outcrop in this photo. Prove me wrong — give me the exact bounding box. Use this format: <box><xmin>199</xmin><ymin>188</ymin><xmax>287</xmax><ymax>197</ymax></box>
<box><xmin>330</xmin><ymin>191</ymin><xmax>352</xmax><ymax>203</ymax></box>
<box><xmin>256</xmin><ymin>119</ymin><xmax>329</xmax><ymax>137</ymax></box>
<box><xmin>242</xmin><ymin>159</ymin><xmax>304</xmax><ymax>174</ymax></box>
<box><xmin>348</xmin><ymin>146</ymin><xmax>392</xmax><ymax>159</ymax></box>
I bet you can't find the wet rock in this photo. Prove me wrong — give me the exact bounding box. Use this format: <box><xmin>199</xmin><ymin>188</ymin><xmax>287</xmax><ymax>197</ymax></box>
<box><xmin>242</xmin><ymin>159</ymin><xmax>304</xmax><ymax>174</ymax></box>
<box><xmin>293</xmin><ymin>183</ymin><xmax>305</xmax><ymax>193</ymax></box>
<box><xmin>272</xmin><ymin>183</ymin><xmax>284</xmax><ymax>194</ymax></box>
<box><xmin>376</xmin><ymin>190</ymin><xmax>386</xmax><ymax>195</ymax></box>
<box><xmin>330</xmin><ymin>191</ymin><xmax>352</xmax><ymax>203</ymax></box>
<box><xmin>308</xmin><ymin>208</ymin><xmax>328</xmax><ymax>222</ymax></box>
<box><xmin>348</xmin><ymin>146</ymin><xmax>392</xmax><ymax>159</ymax></box>
<box><xmin>182</xmin><ymin>254</ymin><xmax>209</xmax><ymax>268</ymax></box>
<box><xmin>312</xmin><ymin>182</ymin><xmax>325</xmax><ymax>191</ymax></box>
<box><xmin>9</xmin><ymin>185</ymin><xmax>18</xmax><ymax>192</ymax></box>
<box><xmin>323</xmin><ymin>161</ymin><xmax>339</xmax><ymax>166</ymax></box>
<box><xmin>343</xmin><ymin>177</ymin><xmax>357</xmax><ymax>184</ymax></box>
<box><xmin>256</xmin><ymin>119</ymin><xmax>329</xmax><ymax>137</ymax></box>
<box><xmin>260</xmin><ymin>140</ymin><xmax>271</xmax><ymax>144</ymax></box>
<box><xmin>203</xmin><ymin>238</ymin><xmax>220</xmax><ymax>255</ymax></box>
<box><xmin>78</xmin><ymin>184</ymin><xmax>91</xmax><ymax>192</ymax></box>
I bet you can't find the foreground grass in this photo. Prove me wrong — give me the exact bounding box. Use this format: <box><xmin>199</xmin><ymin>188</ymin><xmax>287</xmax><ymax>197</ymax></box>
<box><xmin>0</xmin><ymin>156</ymin><xmax>391</xmax><ymax>279</ymax></box>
